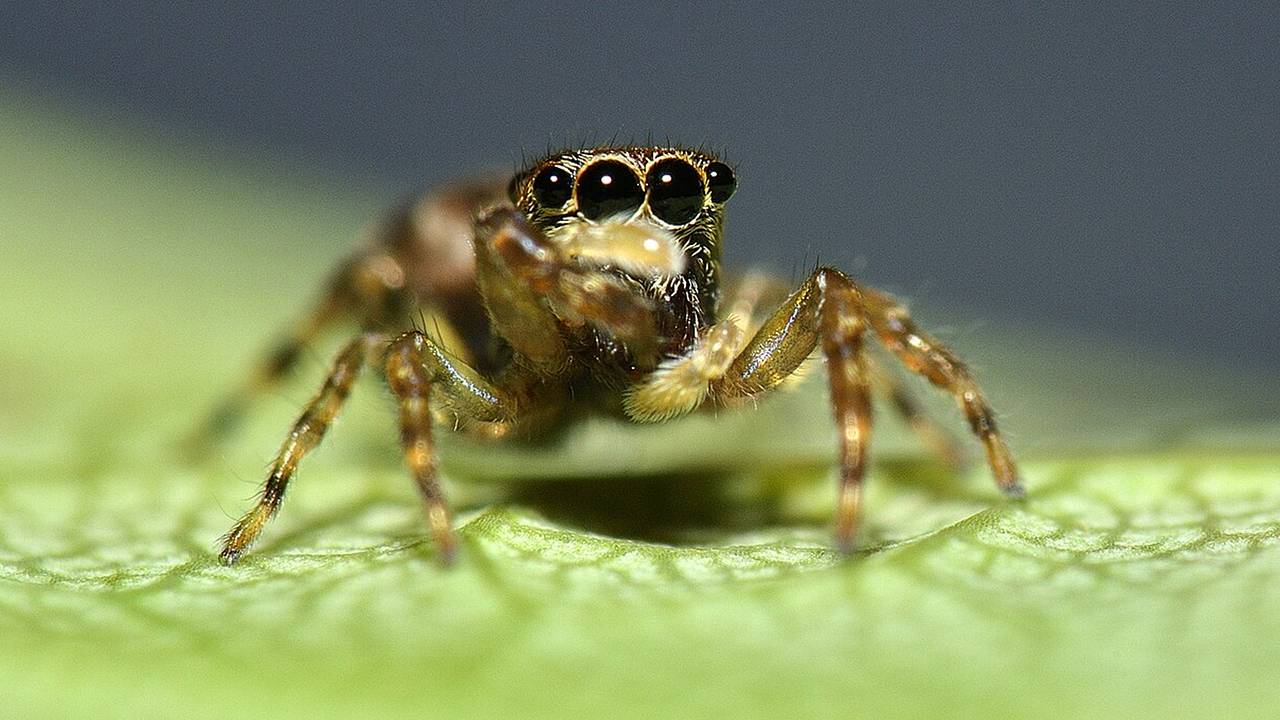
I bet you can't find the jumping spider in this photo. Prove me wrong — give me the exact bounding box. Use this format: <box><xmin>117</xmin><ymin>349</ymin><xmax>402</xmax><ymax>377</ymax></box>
<box><xmin>204</xmin><ymin>145</ymin><xmax>1023</xmax><ymax>565</ymax></box>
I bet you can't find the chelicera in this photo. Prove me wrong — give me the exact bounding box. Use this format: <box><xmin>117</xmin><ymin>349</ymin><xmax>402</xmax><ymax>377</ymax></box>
<box><xmin>202</xmin><ymin>146</ymin><xmax>1023</xmax><ymax>564</ymax></box>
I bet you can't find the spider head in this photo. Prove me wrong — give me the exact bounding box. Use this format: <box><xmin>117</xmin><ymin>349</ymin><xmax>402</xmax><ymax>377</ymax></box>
<box><xmin>508</xmin><ymin>146</ymin><xmax>736</xmax><ymax>275</ymax></box>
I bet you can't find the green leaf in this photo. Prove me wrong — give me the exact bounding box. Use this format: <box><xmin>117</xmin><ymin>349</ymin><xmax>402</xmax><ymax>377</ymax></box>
<box><xmin>3</xmin><ymin>91</ymin><xmax>1279</xmax><ymax>720</ymax></box>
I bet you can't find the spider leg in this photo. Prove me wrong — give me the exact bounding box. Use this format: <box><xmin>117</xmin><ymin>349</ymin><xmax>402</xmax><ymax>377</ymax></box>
<box><xmin>219</xmin><ymin>328</ymin><xmax>515</xmax><ymax>564</ymax></box>
<box><xmin>218</xmin><ymin>332</ymin><xmax>387</xmax><ymax>564</ymax></box>
<box><xmin>716</xmin><ymin>267</ymin><xmax>874</xmax><ymax>551</ymax></box>
<box><xmin>712</xmin><ymin>266</ymin><xmax>1020</xmax><ymax>551</ymax></box>
<box><xmin>859</xmin><ymin>287</ymin><xmax>1023</xmax><ymax>496</ymax></box>
<box><xmin>190</xmin><ymin>251</ymin><xmax>407</xmax><ymax>447</ymax></box>
<box><xmin>384</xmin><ymin>330</ymin><xmax>514</xmax><ymax>564</ymax></box>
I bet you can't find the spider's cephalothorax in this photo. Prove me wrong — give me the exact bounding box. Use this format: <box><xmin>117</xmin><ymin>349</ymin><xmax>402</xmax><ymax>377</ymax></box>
<box><xmin>201</xmin><ymin>144</ymin><xmax>1024</xmax><ymax>566</ymax></box>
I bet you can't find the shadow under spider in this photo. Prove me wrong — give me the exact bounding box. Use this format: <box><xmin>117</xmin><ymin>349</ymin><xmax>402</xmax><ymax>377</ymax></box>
<box><xmin>491</xmin><ymin>456</ymin><xmax>1003</xmax><ymax>546</ymax></box>
<box><xmin>494</xmin><ymin>470</ymin><xmax>803</xmax><ymax>545</ymax></box>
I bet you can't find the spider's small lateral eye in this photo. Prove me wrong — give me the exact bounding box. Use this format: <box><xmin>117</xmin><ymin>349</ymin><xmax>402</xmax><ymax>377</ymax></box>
<box><xmin>531</xmin><ymin>166</ymin><xmax>574</xmax><ymax>208</ymax></box>
<box><xmin>576</xmin><ymin>160</ymin><xmax>644</xmax><ymax>221</ymax></box>
<box><xmin>706</xmin><ymin>161</ymin><xmax>737</xmax><ymax>203</ymax></box>
<box><xmin>646</xmin><ymin>158</ymin><xmax>704</xmax><ymax>225</ymax></box>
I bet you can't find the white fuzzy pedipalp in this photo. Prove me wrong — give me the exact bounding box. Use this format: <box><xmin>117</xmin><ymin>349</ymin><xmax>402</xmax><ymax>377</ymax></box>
<box><xmin>550</xmin><ymin>216</ymin><xmax>687</xmax><ymax>278</ymax></box>
<box><xmin>622</xmin><ymin>319</ymin><xmax>745</xmax><ymax>422</ymax></box>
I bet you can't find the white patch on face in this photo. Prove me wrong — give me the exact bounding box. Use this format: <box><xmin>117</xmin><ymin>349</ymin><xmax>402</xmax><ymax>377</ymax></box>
<box><xmin>549</xmin><ymin>215</ymin><xmax>687</xmax><ymax>279</ymax></box>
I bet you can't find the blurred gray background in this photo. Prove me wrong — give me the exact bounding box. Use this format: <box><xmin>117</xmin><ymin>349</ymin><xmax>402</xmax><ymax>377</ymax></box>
<box><xmin>3</xmin><ymin>3</ymin><xmax>1276</xmax><ymax>372</ymax></box>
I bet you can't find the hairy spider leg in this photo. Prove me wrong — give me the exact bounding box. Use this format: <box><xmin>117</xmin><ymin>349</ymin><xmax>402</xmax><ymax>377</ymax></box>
<box><xmin>384</xmin><ymin>330</ymin><xmax>514</xmax><ymax>565</ymax></box>
<box><xmin>217</xmin><ymin>327</ymin><xmax>515</xmax><ymax>564</ymax></box>
<box><xmin>218</xmin><ymin>332</ymin><xmax>386</xmax><ymax>564</ymax></box>
<box><xmin>218</xmin><ymin>204</ymin><xmax>677</xmax><ymax>564</ymax></box>
<box><xmin>859</xmin><ymin>287</ymin><xmax>1023</xmax><ymax>496</ymax></box>
<box><xmin>708</xmin><ymin>269</ymin><xmax>871</xmax><ymax>551</ymax></box>
<box><xmin>370</xmin><ymin>209</ymin><xmax>683</xmax><ymax>564</ymax></box>
<box><xmin>723</xmin><ymin>270</ymin><xmax>968</xmax><ymax>466</ymax></box>
<box><xmin>710</xmin><ymin>267</ymin><xmax>1021</xmax><ymax>551</ymax></box>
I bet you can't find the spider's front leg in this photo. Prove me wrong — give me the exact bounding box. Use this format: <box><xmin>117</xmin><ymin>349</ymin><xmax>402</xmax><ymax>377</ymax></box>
<box><xmin>383</xmin><ymin>331</ymin><xmax>514</xmax><ymax>563</ymax></box>
<box><xmin>219</xmin><ymin>332</ymin><xmax>387</xmax><ymax>564</ymax></box>
<box><xmin>713</xmin><ymin>267</ymin><xmax>1023</xmax><ymax>552</ymax></box>
<box><xmin>218</xmin><ymin>329</ymin><xmax>514</xmax><ymax>565</ymax></box>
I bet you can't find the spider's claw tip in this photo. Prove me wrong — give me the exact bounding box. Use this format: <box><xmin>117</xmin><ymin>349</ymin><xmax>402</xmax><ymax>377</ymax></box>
<box><xmin>833</xmin><ymin>534</ymin><xmax>858</xmax><ymax>557</ymax></box>
<box><xmin>1001</xmin><ymin>481</ymin><xmax>1027</xmax><ymax>500</ymax></box>
<box><xmin>437</xmin><ymin>545</ymin><xmax>459</xmax><ymax>568</ymax></box>
<box><xmin>434</xmin><ymin>533</ymin><xmax>460</xmax><ymax>567</ymax></box>
<box><xmin>217</xmin><ymin>547</ymin><xmax>242</xmax><ymax>566</ymax></box>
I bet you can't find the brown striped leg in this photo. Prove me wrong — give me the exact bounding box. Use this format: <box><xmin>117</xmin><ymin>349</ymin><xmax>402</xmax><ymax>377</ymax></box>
<box><xmin>713</xmin><ymin>268</ymin><xmax>874</xmax><ymax>550</ymax></box>
<box><xmin>384</xmin><ymin>330</ymin><xmax>513</xmax><ymax>564</ymax></box>
<box><xmin>814</xmin><ymin>271</ymin><xmax>874</xmax><ymax>552</ymax></box>
<box><xmin>189</xmin><ymin>251</ymin><xmax>408</xmax><ymax>451</ymax></box>
<box><xmin>714</xmin><ymin>266</ymin><xmax>1021</xmax><ymax>551</ymax></box>
<box><xmin>865</xmin><ymin>354</ymin><xmax>968</xmax><ymax>469</ymax></box>
<box><xmin>859</xmin><ymin>288</ymin><xmax>1024</xmax><ymax>498</ymax></box>
<box><xmin>218</xmin><ymin>332</ymin><xmax>386</xmax><ymax>564</ymax></box>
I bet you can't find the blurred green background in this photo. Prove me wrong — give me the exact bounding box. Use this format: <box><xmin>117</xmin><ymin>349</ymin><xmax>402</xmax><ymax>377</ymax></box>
<box><xmin>3</xmin><ymin>6</ymin><xmax>1280</xmax><ymax>719</ymax></box>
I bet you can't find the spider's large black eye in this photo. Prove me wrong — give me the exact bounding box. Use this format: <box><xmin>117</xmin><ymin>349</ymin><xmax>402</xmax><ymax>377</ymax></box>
<box><xmin>576</xmin><ymin>160</ymin><xmax>643</xmax><ymax>221</ymax></box>
<box><xmin>531</xmin><ymin>165</ymin><xmax>573</xmax><ymax>208</ymax></box>
<box><xmin>706</xmin><ymin>161</ymin><xmax>737</xmax><ymax>203</ymax></box>
<box><xmin>646</xmin><ymin>158</ymin><xmax>704</xmax><ymax>225</ymax></box>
